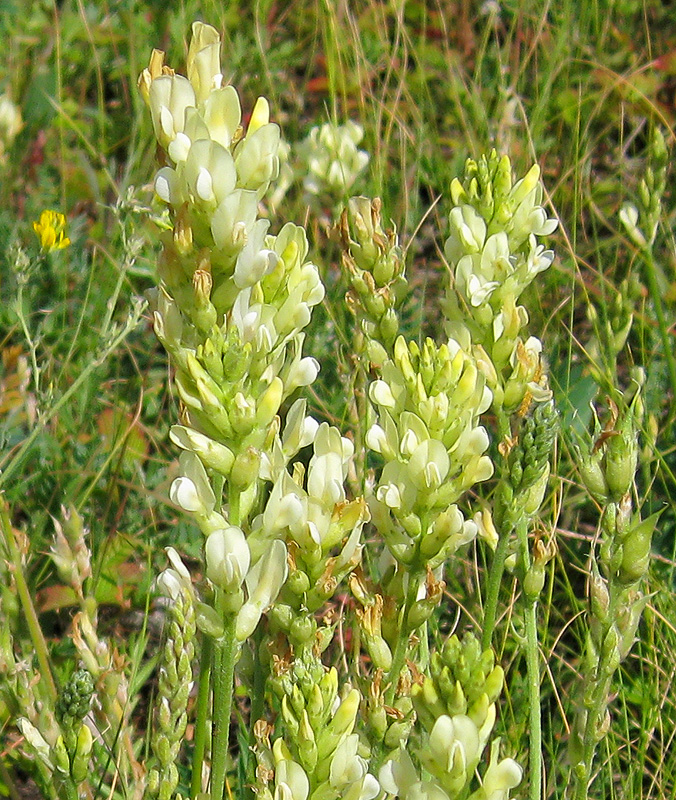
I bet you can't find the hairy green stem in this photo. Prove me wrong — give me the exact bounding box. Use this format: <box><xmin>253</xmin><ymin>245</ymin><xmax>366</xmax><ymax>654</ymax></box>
<box><xmin>244</xmin><ymin>628</ymin><xmax>267</xmax><ymax>800</ymax></box>
<box><xmin>514</xmin><ymin>515</ymin><xmax>543</xmax><ymax>800</ymax></box>
<box><xmin>192</xmin><ymin>634</ymin><xmax>213</xmax><ymax>798</ymax></box>
<box><xmin>210</xmin><ymin>611</ymin><xmax>238</xmax><ymax>800</ymax></box>
<box><xmin>524</xmin><ymin>599</ymin><xmax>542</xmax><ymax>800</ymax></box>
<box><xmin>384</xmin><ymin>569</ymin><xmax>423</xmax><ymax>707</ymax></box>
<box><xmin>482</xmin><ymin>410</ymin><xmax>516</xmax><ymax>651</ymax></box>
<box><xmin>481</xmin><ymin>530</ymin><xmax>510</xmax><ymax>651</ymax></box>
<box><xmin>573</xmin><ymin>665</ymin><xmax>612</xmax><ymax>800</ymax></box>
<box><xmin>572</xmin><ymin>583</ymin><xmax>619</xmax><ymax>800</ymax></box>
<box><xmin>209</xmin><ymin>483</ymin><xmax>242</xmax><ymax>800</ymax></box>
<box><xmin>56</xmin><ymin>776</ymin><xmax>79</xmax><ymax>800</ymax></box>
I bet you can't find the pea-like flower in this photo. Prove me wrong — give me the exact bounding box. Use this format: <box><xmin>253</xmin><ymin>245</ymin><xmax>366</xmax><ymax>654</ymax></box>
<box><xmin>33</xmin><ymin>210</ymin><xmax>71</xmax><ymax>252</ymax></box>
<box><xmin>206</xmin><ymin>526</ymin><xmax>251</xmax><ymax>594</ymax></box>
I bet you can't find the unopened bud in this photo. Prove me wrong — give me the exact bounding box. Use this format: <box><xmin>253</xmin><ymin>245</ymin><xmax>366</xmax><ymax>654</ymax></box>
<box><xmin>619</xmin><ymin>511</ymin><xmax>659</xmax><ymax>584</ymax></box>
<box><xmin>230</xmin><ymin>447</ymin><xmax>261</xmax><ymax>491</ymax></box>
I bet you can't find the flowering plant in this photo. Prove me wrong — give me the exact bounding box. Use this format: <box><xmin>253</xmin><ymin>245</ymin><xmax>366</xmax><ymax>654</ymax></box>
<box><xmin>0</xmin><ymin>19</ymin><xmax>660</xmax><ymax>800</ymax></box>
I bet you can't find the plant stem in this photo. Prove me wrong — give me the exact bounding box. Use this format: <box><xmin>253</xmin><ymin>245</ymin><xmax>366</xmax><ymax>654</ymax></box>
<box><xmin>512</xmin><ymin>512</ymin><xmax>542</xmax><ymax>800</ymax></box>
<box><xmin>572</xmin><ymin>587</ymin><xmax>618</xmax><ymax>800</ymax></box>
<box><xmin>384</xmin><ymin>569</ymin><xmax>423</xmax><ymax>707</ymax></box>
<box><xmin>56</xmin><ymin>776</ymin><xmax>79</xmax><ymax>800</ymax></box>
<box><xmin>210</xmin><ymin>610</ymin><xmax>238</xmax><ymax>800</ymax></box>
<box><xmin>481</xmin><ymin>530</ymin><xmax>510</xmax><ymax>651</ymax></box>
<box><xmin>524</xmin><ymin>599</ymin><xmax>542</xmax><ymax>800</ymax></box>
<box><xmin>572</xmin><ymin>665</ymin><xmax>611</xmax><ymax>800</ymax></box>
<box><xmin>0</xmin><ymin>502</ymin><xmax>57</xmax><ymax>703</ymax></box>
<box><xmin>192</xmin><ymin>634</ymin><xmax>213</xmax><ymax>798</ymax></box>
<box><xmin>482</xmin><ymin>410</ymin><xmax>516</xmax><ymax>651</ymax></box>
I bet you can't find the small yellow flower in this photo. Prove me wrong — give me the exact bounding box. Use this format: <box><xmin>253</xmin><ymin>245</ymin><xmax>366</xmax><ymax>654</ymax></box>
<box><xmin>33</xmin><ymin>210</ymin><xmax>71</xmax><ymax>252</ymax></box>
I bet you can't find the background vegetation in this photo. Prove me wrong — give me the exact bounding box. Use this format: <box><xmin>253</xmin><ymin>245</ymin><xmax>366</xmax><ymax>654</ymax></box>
<box><xmin>2</xmin><ymin>0</ymin><xmax>676</xmax><ymax>797</ymax></box>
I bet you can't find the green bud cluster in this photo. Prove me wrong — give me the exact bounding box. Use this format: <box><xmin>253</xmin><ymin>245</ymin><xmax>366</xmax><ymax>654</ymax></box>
<box><xmin>259</xmin><ymin>658</ymin><xmax>378</xmax><ymax>800</ymax></box>
<box><xmin>507</xmin><ymin>399</ymin><xmax>558</xmax><ymax>513</ymax></box>
<box><xmin>577</xmin><ymin>394</ymin><xmax>641</xmax><ymax>506</ymax></box>
<box><xmin>335</xmin><ymin>196</ymin><xmax>407</xmax><ymax>353</ymax></box>
<box><xmin>50</xmin><ymin>669</ymin><xmax>96</xmax><ymax>792</ymax></box>
<box><xmin>55</xmin><ymin>669</ymin><xmax>94</xmax><ymax>728</ymax></box>
<box><xmin>412</xmin><ymin>633</ymin><xmax>504</xmax><ymax>735</ymax></box>
<box><xmin>269</xmin><ymin>657</ymin><xmax>340</xmax><ymax>773</ymax></box>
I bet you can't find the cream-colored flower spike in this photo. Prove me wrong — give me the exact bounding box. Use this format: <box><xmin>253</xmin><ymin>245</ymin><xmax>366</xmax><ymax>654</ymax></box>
<box><xmin>366</xmin><ymin>335</ymin><xmax>493</xmax><ymax>567</ymax></box>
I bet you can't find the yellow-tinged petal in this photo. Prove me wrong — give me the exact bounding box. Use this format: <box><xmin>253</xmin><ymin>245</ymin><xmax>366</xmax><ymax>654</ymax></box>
<box><xmin>33</xmin><ymin>210</ymin><xmax>70</xmax><ymax>252</ymax></box>
<box><xmin>248</xmin><ymin>96</ymin><xmax>270</xmax><ymax>135</ymax></box>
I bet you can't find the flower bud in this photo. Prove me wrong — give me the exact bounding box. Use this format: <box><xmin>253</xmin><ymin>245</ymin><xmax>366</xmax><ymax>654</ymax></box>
<box><xmin>148</xmin><ymin>75</ymin><xmax>196</xmax><ymax>149</ymax></box>
<box><xmin>196</xmin><ymin>602</ymin><xmax>227</xmax><ymax>637</ymax></box>
<box><xmin>236</xmin><ymin>540</ymin><xmax>289</xmax><ymax>641</ymax></box>
<box><xmin>230</xmin><ymin>447</ymin><xmax>262</xmax><ymax>491</ymax></box>
<box><xmin>170</xmin><ymin>425</ymin><xmax>235</xmax><ymax>475</ymax></box>
<box><xmin>618</xmin><ymin>511</ymin><xmax>659</xmax><ymax>584</ymax></box>
<box><xmin>604</xmin><ymin>430</ymin><xmax>638</xmax><ymax>503</ymax></box>
<box><xmin>523</xmin><ymin>563</ymin><xmax>546</xmax><ymax>600</ymax></box>
<box><xmin>578</xmin><ymin>450</ymin><xmax>609</xmax><ymax>504</ymax></box>
<box><xmin>206</xmin><ymin>526</ymin><xmax>250</xmax><ymax>593</ymax></box>
<box><xmin>186</xmin><ymin>22</ymin><xmax>222</xmax><ymax>103</ymax></box>
<box><xmin>71</xmin><ymin>724</ymin><xmax>93</xmax><ymax>784</ymax></box>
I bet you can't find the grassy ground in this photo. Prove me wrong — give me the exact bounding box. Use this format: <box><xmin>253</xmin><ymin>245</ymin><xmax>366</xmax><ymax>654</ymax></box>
<box><xmin>2</xmin><ymin>1</ymin><xmax>676</xmax><ymax>798</ymax></box>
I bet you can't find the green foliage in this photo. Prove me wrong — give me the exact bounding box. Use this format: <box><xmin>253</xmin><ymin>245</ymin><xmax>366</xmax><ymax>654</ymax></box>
<box><xmin>1</xmin><ymin>2</ymin><xmax>676</xmax><ymax>800</ymax></box>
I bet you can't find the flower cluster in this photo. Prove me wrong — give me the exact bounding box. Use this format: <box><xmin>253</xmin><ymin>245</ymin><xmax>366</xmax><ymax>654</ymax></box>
<box><xmin>253</xmin><ymin>418</ymin><xmax>369</xmax><ymax>617</ymax></box>
<box><xmin>380</xmin><ymin>635</ymin><xmax>520</xmax><ymax>800</ymax></box>
<box><xmin>258</xmin><ymin>658</ymin><xmax>379</xmax><ymax>800</ymax></box>
<box><xmin>366</xmin><ymin>335</ymin><xmax>493</xmax><ymax>568</ymax></box>
<box><xmin>139</xmin><ymin>23</ymin><xmax>360</xmax><ymax>641</ymax></box>
<box><xmin>442</xmin><ymin>151</ymin><xmax>557</xmax><ymax>412</ymax></box>
<box><xmin>297</xmin><ymin>120</ymin><xmax>369</xmax><ymax>199</ymax></box>
<box><xmin>138</xmin><ymin>30</ymin><xmax>376</xmax><ymax>800</ymax></box>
